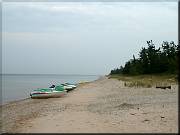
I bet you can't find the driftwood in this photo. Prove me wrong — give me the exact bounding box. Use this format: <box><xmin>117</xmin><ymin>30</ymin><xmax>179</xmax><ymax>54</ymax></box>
<box><xmin>156</xmin><ymin>86</ymin><xmax>171</xmax><ymax>89</ymax></box>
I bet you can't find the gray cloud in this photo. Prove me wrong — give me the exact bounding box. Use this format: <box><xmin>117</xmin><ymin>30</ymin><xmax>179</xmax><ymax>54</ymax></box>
<box><xmin>2</xmin><ymin>2</ymin><xmax>178</xmax><ymax>75</ymax></box>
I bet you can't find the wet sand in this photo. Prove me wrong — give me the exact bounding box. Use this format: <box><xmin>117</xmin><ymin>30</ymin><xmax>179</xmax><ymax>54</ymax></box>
<box><xmin>0</xmin><ymin>77</ymin><xmax>178</xmax><ymax>133</ymax></box>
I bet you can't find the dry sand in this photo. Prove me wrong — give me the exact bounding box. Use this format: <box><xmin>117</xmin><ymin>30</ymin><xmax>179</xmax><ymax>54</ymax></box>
<box><xmin>0</xmin><ymin>76</ymin><xmax>178</xmax><ymax>133</ymax></box>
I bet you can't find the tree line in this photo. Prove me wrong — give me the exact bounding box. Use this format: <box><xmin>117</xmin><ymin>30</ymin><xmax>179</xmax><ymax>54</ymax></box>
<box><xmin>110</xmin><ymin>40</ymin><xmax>179</xmax><ymax>75</ymax></box>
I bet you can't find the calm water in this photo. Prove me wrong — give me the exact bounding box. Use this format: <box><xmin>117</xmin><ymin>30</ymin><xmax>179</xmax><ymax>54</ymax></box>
<box><xmin>1</xmin><ymin>74</ymin><xmax>100</xmax><ymax>104</ymax></box>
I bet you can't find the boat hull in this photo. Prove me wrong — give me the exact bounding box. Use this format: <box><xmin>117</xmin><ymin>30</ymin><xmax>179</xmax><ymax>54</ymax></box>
<box><xmin>30</xmin><ymin>90</ymin><xmax>67</xmax><ymax>99</ymax></box>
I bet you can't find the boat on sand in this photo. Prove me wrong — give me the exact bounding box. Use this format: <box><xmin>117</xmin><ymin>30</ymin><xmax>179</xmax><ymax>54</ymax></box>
<box><xmin>65</xmin><ymin>83</ymin><xmax>77</xmax><ymax>89</ymax></box>
<box><xmin>61</xmin><ymin>83</ymin><xmax>77</xmax><ymax>92</ymax></box>
<box><xmin>30</xmin><ymin>85</ymin><xmax>66</xmax><ymax>99</ymax></box>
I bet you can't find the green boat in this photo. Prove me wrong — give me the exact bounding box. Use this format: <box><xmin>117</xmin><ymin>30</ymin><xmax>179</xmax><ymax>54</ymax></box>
<box><xmin>30</xmin><ymin>85</ymin><xmax>67</xmax><ymax>99</ymax></box>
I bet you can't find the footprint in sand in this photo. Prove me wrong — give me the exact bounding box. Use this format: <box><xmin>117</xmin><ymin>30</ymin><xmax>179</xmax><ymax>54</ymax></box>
<box><xmin>142</xmin><ymin>119</ymin><xmax>150</xmax><ymax>123</ymax></box>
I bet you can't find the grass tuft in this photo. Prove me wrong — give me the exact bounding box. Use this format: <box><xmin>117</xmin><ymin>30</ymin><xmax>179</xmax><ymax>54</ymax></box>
<box><xmin>109</xmin><ymin>74</ymin><xmax>178</xmax><ymax>88</ymax></box>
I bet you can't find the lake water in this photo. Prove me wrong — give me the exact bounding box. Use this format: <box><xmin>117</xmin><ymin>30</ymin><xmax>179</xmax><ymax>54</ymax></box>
<box><xmin>1</xmin><ymin>74</ymin><xmax>100</xmax><ymax>105</ymax></box>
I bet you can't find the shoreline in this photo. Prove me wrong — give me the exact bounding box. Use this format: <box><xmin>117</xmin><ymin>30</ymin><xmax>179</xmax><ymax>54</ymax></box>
<box><xmin>1</xmin><ymin>76</ymin><xmax>102</xmax><ymax>106</ymax></box>
<box><xmin>1</xmin><ymin>74</ymin><xmax>102</xmax><ymax>106</ymax></box>
<box><xmin>1</xmin><ymin>97</ymin><xmax>32</xmax><ymax>107</ymax></box>
<box><xmin>1</xmin><ymin>76</ymin><xmax>178</xmax><ymax>133</ymax></box>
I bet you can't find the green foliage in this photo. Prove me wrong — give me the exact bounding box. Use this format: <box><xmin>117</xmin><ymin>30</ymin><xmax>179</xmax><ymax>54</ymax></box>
<box><xmin>110</xmin><ymin>41</ymin><xmax>179</xmax><ymax>75</ymax></box>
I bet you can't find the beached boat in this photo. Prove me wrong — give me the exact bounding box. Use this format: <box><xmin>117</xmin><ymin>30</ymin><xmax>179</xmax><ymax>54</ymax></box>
<box><xmin>60</xmin><ymin>83</ymin><xmax>77</xmax><ymax>92</ymax></box>
<box><xmin>65</xmin><ymin>83</ymin><xmax>77</xmax><ymax>89</ymax></box>
<box><xmin>61</xmin><ymin>84</ymin><xmax>74</xmax><ymax>92</ymax></box>
<box><xmin>30</xmin><ymin>85</ymin><xmax>67</xmax><ymax>99</ymax></box>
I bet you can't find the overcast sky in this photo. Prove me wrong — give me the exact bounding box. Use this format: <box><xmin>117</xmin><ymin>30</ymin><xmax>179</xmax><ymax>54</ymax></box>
<box><xmin>2</xmin><ymin>1</ymin><xmax>178</xmax><ymax>75</ymax></box>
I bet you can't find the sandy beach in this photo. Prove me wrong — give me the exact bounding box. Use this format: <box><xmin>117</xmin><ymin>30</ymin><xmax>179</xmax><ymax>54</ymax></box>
<box><xmin>0</xmin><ymin>76</ymin><xmax>178</xmax><ymax>133</ymax></box>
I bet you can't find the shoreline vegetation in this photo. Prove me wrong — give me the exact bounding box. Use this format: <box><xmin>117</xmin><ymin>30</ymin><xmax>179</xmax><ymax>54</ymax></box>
<box><xmin>108</xmin><ymin>40</ymin><xmax>179</xmax><ymax>88</ymax></box>
<box><xmin>110</xmin><ymin>41</ymin><xmax>179</xmax><ymax>76</ymax></box>
<box><xmin>108</xmin><ymin>74</ymin><xmax>178</xmax><ymax>88</ymax></box>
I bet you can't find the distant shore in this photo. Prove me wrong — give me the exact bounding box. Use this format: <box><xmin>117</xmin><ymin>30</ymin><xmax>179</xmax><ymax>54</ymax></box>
<box><xmin>1</xmin><ymin>76</ymin><xmax>178</xmax><ymax>133</ymax></box>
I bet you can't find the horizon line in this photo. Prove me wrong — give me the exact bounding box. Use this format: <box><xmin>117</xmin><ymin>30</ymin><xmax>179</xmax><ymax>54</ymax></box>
<box><xmin>2</xmin><ymin>0</ymin><xmax>178</xmax><ymax>2</ymax></box>
<box><xmin>1</xmin><ymin>73</ymin><xmax>104</xmax><ymax>76</ymax></box>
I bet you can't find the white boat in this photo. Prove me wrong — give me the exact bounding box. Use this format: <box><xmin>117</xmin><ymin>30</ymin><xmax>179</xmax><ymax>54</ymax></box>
<box><xmin>61</xmin><ymin>83</ymin><xmax>77</xmax><ymax>92</ymax></box>
<box><xmin>30</xmin><ymin>85</ymin><xmax>67</xmax><ymax>99</ymax></box>
<box><xmin>30</xmin><ymin>90</ymin><xmax>67</xmax><ymax>99</ymax></box>
<box><xmin>65</xmin><ymin>83</ymin><xmax>77</xmax><ymax>89</ymax></box>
